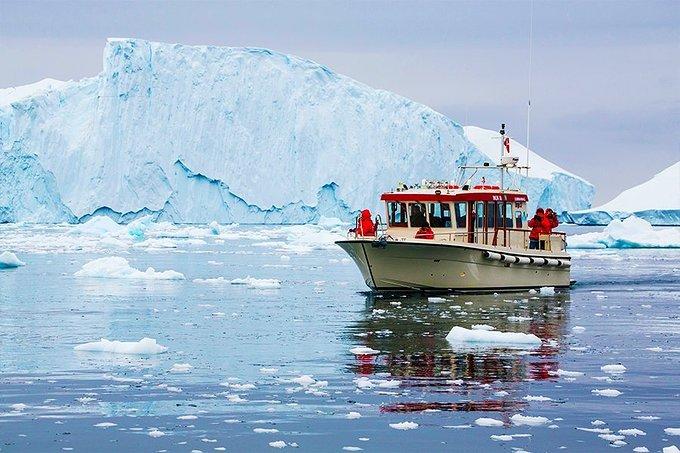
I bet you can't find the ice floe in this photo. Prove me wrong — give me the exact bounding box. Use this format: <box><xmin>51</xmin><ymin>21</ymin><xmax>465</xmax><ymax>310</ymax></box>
<box><xmin>666</xmin><ymin>428</ymin><xmax>680</xmax><ymax>436</ymax></box>
<box><xmin>74</xmin><ymin>256</ymin><xmax>185</xmax><ymax>280</ymax></box>
<box><xmin>169</xmin><ymin>363</ymin><xmax>193</xmax><ymax>373</ymax></box>
<box><xmin>475</xmin><ymin>417</ymin><xmax>504</xmax><ymax>427</ymax></box>
<box><xmin>389</xmin><ymin>421</ymin><xmax>418</xmax><ymax>430</ymax></box>
<box><xmin>74</xmin><ymin>338</ymin><xmax>167</xmax><ymax>354</ymax></box>
<box><xmin>446</xmin><ymin>326</ymin><xmax>541</xmax><ymax>349</ymax></box>
<box><xmin>0</xmin><ymin>251</ymin><xmax>25</xmax><ymax>268</ymax></box>
<box><xmin>591</xmin><ymin>389</ymin><xmax>622</xmax><ymax>397</ymax></box>
<box><xmin>231</xmin><ymin>277</ymin><xmax>281</xmax><ymax>289</ymax></box>
<box><xmin>511</xmin><ymin>414</ymin><xmax>550</xmax><ymax>426</ymax></box>
<box><xmin>601</xmin><ymin>364</ymin><xmax>627</xmax><ymax>374</ymax></box>
<box><xmin>350</xmin><ymin>346</ymin><xmax>380</xmax><ymax>355</ymax></box>
<box><xmin>568</xmin><ymin>216</ymin><xmax>680</xmax><ymax>249</ymax></box>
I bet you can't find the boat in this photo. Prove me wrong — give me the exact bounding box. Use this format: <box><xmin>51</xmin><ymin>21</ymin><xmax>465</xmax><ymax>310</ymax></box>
<box><xmin>336</xmin><ymin>124</ymin><xmax>571</xmax><ymax>292</ymax></box>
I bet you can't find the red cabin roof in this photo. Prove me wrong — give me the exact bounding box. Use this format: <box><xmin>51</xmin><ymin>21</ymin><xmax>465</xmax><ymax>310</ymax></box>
<box><xmin>380</xmin><ymin>190</ymin><xmax>528</xmax><ymax>203</ymax></box>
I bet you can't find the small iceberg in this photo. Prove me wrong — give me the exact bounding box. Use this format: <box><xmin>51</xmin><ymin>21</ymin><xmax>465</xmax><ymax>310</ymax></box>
<box><xmin>0</xmin><ymin>251</ymin><xmax>25</xmax><ymax>269</ymax></box>
<box><xmin>446</xmin><ymin>326</ymin><xmax>542</xmax><ymax>349</ymax></box>
<box><xmin>230</xmin><ymin>276</ymin><xmax>281</xmax><ymax>289</ymax></box>
<box><xmin>74</xmin><ymin>338</ymin><xmax>168</xmax><ymax>354</ymax></box>
<box><xmin>568</xmin><ymin>216</ymin><xmax>680</xmax><ymax>249</ymax></box>
<box><xmin>74</xmin><ymin>256</ymin><xmax>185</xmax><ymax>280</ymax></box>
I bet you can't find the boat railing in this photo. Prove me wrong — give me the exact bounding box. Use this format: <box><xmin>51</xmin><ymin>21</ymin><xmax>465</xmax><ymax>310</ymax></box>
<box><xmin>429</xmin><ymin>228</ymin><xmax>566</xmax><ymax>252</ymax></box>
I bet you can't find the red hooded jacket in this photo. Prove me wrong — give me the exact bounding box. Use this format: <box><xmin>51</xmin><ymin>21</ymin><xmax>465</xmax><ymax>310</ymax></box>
<box><xmin>357</xmin><ymin>209</ymin><xmax>375</xmax><ymax>236</ymax></box>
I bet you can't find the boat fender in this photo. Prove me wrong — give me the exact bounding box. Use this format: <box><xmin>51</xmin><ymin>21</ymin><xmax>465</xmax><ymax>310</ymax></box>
<box><xmin>501</xmin><ymin>254</ymin><xmax>519</xmax><ymax>264</ymax></box>
<box><xmin>483</xmin><ymin>251</ymin><xmax>502</xmax><ymax>261</ymax></box>
<box><xmin>517</xmin><ymin>256</ymin><xmax>531</xmax><ymax>265</ymax></box>
<box><xmin>530</xmin><ymin>257</ymin><xmax>547</xmax><ymax>266</ymax></box>
<box><xmin>546</xmin><ymin>258</ymin><xmax>560</xmax><ymax>267</ymax></box>
<box><xmin>561</xmin><ymin>260</ymin><xmax>571</xmax><ymax>268</ymax></box>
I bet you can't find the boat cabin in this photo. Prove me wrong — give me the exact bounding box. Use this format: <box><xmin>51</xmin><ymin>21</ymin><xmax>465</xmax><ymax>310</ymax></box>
<box><xmin>377</xmin><ymin>182</ymin><xmax>564</xmax><ymax>252</ymax></box>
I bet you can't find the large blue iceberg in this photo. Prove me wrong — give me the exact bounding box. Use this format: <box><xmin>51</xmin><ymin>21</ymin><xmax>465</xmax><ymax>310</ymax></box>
<box><xmin>0</xmin><ymin>38</ymin><xmax>594</xmax><ymax>224</ymax></box>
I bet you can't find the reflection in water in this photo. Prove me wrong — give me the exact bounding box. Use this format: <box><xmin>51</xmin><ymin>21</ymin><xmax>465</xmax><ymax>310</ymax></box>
<box><xmin>348</xmin><ymin>291</ymin><xmax>570</xmax><ymax>413</ymax></box>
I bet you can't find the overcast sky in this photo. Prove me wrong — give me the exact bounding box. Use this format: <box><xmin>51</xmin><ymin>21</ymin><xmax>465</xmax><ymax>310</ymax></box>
<box><xmin>1</xmin><ymin>0</ymin><xmax>678</xmax><ymax>204</ymax></box>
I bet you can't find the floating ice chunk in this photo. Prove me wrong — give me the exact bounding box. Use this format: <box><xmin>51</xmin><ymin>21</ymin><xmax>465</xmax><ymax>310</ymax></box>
<box><xmin>193</xmin><ymin>277</ymin><xmax>230</xmax><ymax>284</ymax></box>
<box><xmin>346</xmin><ymin>412</ymin><xmax>362</xmax><ymax>419</ymax></box>
<box><xmin>599</xmin><ymin>434</ymin><xmax>625</xmax><ymax>442</ymax></box>
<box><xmin>177</xmin><ymin>415</ymin><xmax>198</xmax><ymax>420</ymax></box>
<box><xmin>601</xmin><ymin>364</ymin><xmax>627</xmax><ymax>374</ymax></box>
<box><xmin>591</xmin><ymin>389</ymin><xmax>622</xmax><ymax>397</ymax></box>
<box><xmin>592</xmin><ymin>420</ymin><xmax>607</xmax><ymax>426</ymax></box>
<box><xmin>446</xmin><ymin>326</ymin><xmax>541</xmax><ymax>349</ymax></box>
<box><xmin>350</xmin><ymin>346</ymin><xmax>380</xmax><ymax>355</ymax></box>
<box><xmin>260</xmin><ymin>367</ymin><xmax>279</xmax><ymax>374</ymax></box>
<box><xmin>490</xmin><ymin>434</ymin><xmax>532</xmax><ymax>441</ymax></box>
<box><xmin>471</xmin><ymin>324</ymin><xmax>496</xmax><ymax>331</ymax></box>
<box><xmin>618</xmin><ymin>428</ymin><xmax>645</xmax><ymax>436</ymax></box>
<box><xmin>291</xmin><ymin>375</ymin><xmax>316</xmax><ymax>386</ymax></box>
<box><xmin>0</xmin><ymin>251</ymin><xmax>25</xmax><ymax>269</ymax></box>
<box><xmin>443</xmin><ymin>424</ymin><xmax>472</xmax><ymax>429</ymax></box>
<box><xmin>254</xmin><ymin>428</ymin><xmax>279</xmax><ymax>433</ymax></box>
<box><xmin>663</xmin><ymin>446</ymin><xmax>680</xmax><ymax>453</ymax></box>
<box><xmin>170</xmin><ymin>363</ymin><xmax>193</xmax><ymax>373</ymax></box>
<box><xmin>10</xmin><ymin>403</ymin><xmax>28</xmax><ymax>411</ymax></box>
<box><xmin>94</xmin><ymin>422</ymin><xmax>117</xmax><ymax>427</ymax></box>
<box><xmin>74</xmin><ymin>256</ymin><xmax>185</xmax><ymax>280</ymax></box>
<box><xmin>633</xmin><ymin>448</ymin><xmax>650</xmax><ymax>453</ymax></box>
<box><xmin>269</xmin><ymin>440</ymin><xmax>287</xmax><ymax>448</ymax></box>
<box><xmin>554</xmin><ymin>369</ymin><xmax>584</xmax><ymax>377</ymax></box>
<box><xmin>475</xmin><ymin>418</ymin><xmax>504</xmax><ymax>427</ymax></box>
<box><xmin>148</xmin><ymin>429</ymin><xmax>165</xmax><ymax>437</ymax></box>
<box><xmin>635</xmin><ymin>416</ymin><xmax>660</xmax><ymax>421</ymax></box>
<box><xmin>74</xmin><ymin>338</ymin><xmax>167</xmax><ymax>354</ymax></box>
<box><xmin>577</xmin><ymin>427</ymin><xmax>612</xmax><ymax>434</ymax></box>
<box><xmin>389</xmin><ymin>421</ymin><xmax>418</xmax><ymax>430</ymax></box>
<box><xmin>230</xmin><ymin>277</ymin><xmax>281</xmax><ymax>289</ymax></box>
<box><xmin>342</xmin><ymin>447</ymin><xmax>363</xmax><ymax>452</ymax></box>
<box><xmin>539</xmin><ymin>286</ymin><xmax>555</xmax><ymax>296</ymax></box>
<box><xmin>569</xmin><ymin>216</ymin><xmax>680</xmax><ymax>249</ymax></box>
<box><xmin>523</xmin><ymin>395</ymin><xmax>553</xmax><ymax>402</ymax></box>
<box><xmin>69</xmin><ymin>216</ymin><xmax>123</xmax><ymax>237</ymax></box>
<box><xmin>665</xmin><ymin>428</ymin><xmax>680</xmax><ymax>436</ymax></box>
<box><xmin>133</xmin><ymin>238</ymin><xmax>178</xmax><ymax>249</ymax></box>
<box><xmin>572</xmin><ymin>326</ymin><xmax>586</xmax><ymax>333</ymax></box>
<box><xmin>428</xmin><ymin>297</ymin><xmax>447</xmax><ymax>302</ymax></box>
<box><xmin>511</xmin><ymin>414</ymin><xmax>550</xmax><ymax>426</ymax></box>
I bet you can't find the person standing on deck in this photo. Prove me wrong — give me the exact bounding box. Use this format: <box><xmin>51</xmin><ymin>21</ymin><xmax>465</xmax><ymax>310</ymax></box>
<box><xmin>528</xmin><ymin>208</ymin><xmax>544</xmax><ymax>250</ymax></box>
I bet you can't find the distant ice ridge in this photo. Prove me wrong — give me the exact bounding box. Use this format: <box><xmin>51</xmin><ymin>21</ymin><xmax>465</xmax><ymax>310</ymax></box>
<box><xmin>568</xmin><ymin>216</ymin><xmax>680</xmax><ymax>249</ymax></box>
<box><xmin>0</xmin><ymin>38</ymin><xmax>592</xmax><ymax>224</ymax></box>
<box><xmin>565</xmin><ymin>161</ymin><xmax>680</xmax><ymax>225</ymax></box>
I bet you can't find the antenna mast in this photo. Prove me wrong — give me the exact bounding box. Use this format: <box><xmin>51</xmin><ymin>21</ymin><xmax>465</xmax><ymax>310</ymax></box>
<box><xmin>525</xmin><ymin>0</ymin><xmax>534</xmax><ymax>177</ymax></box>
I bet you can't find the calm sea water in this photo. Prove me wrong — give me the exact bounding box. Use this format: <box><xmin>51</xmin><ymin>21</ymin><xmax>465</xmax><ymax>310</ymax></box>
<box><xmin>0</xmin><ymin>224</ymin><xmax>679</xmax><ymax>452</ymax></box>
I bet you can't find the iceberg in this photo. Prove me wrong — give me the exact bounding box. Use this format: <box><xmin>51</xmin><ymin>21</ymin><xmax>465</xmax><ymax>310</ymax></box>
<box><xmin>0</xmin><ymin>38</ymin><xmax>593</xmax><ymax>224</ymax></box>
<box><xmin>74</xmin><ymin>337</ymin><xmax>167</xmax><ymax>354</ymax></box>
<box><xmin>566</xmin><ymin>161</ymin><xmax>680</xmax><ymax>225</ymax></box>
<box><xmin>74</xmin><ymin>256</ymin><xmax>185</xmax><ymax>280</ymax></box>
<box><xmin>568</xmin><ymin>216</ymin><xmax>680</xmax><ymax>249</ymax></box>
<box><xmin>0</xmin><ymin>251</ymin><xmax>25</xmax><ymax>268</ymax></box>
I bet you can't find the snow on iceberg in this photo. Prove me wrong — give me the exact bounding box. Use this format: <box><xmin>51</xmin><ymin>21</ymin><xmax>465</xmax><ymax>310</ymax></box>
<box><xmin>0</xmin><ymin>251</ymin><xmax>25</xmax><ymax>268</ymax></box>
<box><xmin>74</xmin><ymin>256</ymin><xmax>185</xmax><ymax>280</ymax></box>
<box><xmin>0</xmin><ymin>38</ymin><xmax>592</xmax><ymax>224</ymax></box>
<box><xmin>445</xmin><ymin>326</ymin><xmax>542</xmax><ymax>349</ymax></box>
<box><xmin>568</xmin><ymin>216</ymin><xmax>680</xmax><ymax>249</ymax></box>
<box><xmin>74</xmin><ymin>337</ymin><xmax>167</xmax><ymax>354</ymax></box>
<box><xmin>566</xmin><ymin>161</ymin><xmax>680</xmax><ymax>225</ymax></box>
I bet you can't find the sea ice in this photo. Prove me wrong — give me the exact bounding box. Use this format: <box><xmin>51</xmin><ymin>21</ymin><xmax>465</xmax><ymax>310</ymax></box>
<box><xmin>568</xmin><ymin>216</ymin><xmax>680</xmax><ymax>249</ymax></box>
<box><xmin>601</xmin><ymin>364</ymin><xmax>627</xmax><ymax>374</ymax></box>
<box><xmin>345</xmin><ymin>412</ymin><xmax>362</xmax><ymax>419</ymax></box>
<box><xmin>665</xmin><ymin>428</ymin><xmax>680</xmax><ymax>436</ymax></box>
<box><xmin>446</xmin><ymin>326</ymin><xmax>541</xmax><ymax>349</ymax></box>
<box><xmin>74</xmin><ymin>338</ymin><xmax>168</xmax><ymax>354</ymax></box>
<box><xmin>618</xmin><ymin>428</ymin><xmax>645</xmax><ymax>436</ymax></box>
<box><xmin>389</xmin><ymin>421</ymin><xmax>418</xmax><ymax>430</ymax></box>
<box><xmin>170</xmin><ymin>363</ymin><xmax>193</xmax><ymax>373</ymax></box>
<box><xmin>231</xmin><ymin>277</ymin><xmax>281</xmax><ymax>289</ymax></box>
<box><xmin>475</xmin><ymin>418</ymin><xmax>504</xmax><ymax>427</ymax></box>
<box><xmin>511</xmin><ymin>414</ymin><xmax>550</xmax><ymax>426</ymax></box>
<box><xmin>74</xmin><ymin>256</ymin><xmax>185</xmax><ymax>280</ymax></box>
<box><xmin>350</xmin><ymin>346</ymin><xmax>380</xmax><ymax>355</ymax></box>
<box><xmin>591</xmin><ymin>389</ymin><xmax>622</xmax><ymax>397</ymax></box>
<box><xmin>269</xmin><ymin>441</ymin><xmax>287</xmax><ymax>448</ymax></box>
<box><xmin>539</xmin><ymin>286</ymin><xmax>556</xmax><ymax>296</ymax></box>
<box><xmin>0</xmin><ymin>251</ymin><xmax>25</xmax><ymax>269</ymax></box>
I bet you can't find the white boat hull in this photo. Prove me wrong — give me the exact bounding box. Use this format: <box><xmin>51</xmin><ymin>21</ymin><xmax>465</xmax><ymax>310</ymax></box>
<box><xmin>336</xmin><ymin>239</ymin><xmax>571</xmax><ymax>292</ymax></box>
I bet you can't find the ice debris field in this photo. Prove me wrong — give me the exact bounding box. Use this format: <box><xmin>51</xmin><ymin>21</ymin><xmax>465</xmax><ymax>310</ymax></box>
<box><xmin>0</xmin><ymin>216</ymin><xmax>679</xmax><ymax>452</ymax></box>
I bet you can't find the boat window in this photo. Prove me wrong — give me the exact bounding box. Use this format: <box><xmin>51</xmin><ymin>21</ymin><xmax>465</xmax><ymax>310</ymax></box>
<box><xmin>387</xmin><ymin>202</ymin><xmax>408</xmax><ymax>227</ymax></box>
<box><xmin>487</xmin><ymin>202</ymin><xmax>497</xmax><ymax>228</ymax></box>
<box><xmin>429</xmin><ymin>202</ymin><xmax>452</xmax><ymax>228</ymax></box>
<box><xmin>409</xmin><ymin>203</ymin><xmax>428</xmax><ymax>227</ymax></box>
<box><xmin>515</xmin><ymin>210</ymin><xmax>523</xmax><ymax>228</ymax></box>
<box><xmin>475</xmin><ymin>202</ymin><xmax>485</xmax><ymax>229</ymax></box>
<box><xmin>505</xmin><ymin>203</ymin><xmax>513</xmax><ymax>227</ymax></box>
<box><xmin>454</xmin><ymin>202</ymin><xmax>467</xmax><ymax>228</ymax></box>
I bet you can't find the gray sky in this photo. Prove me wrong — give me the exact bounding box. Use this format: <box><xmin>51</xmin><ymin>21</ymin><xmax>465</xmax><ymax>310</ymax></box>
<box><xmin>1</xmin><ymin>0</ymin><xmax>678</xmax><ymax>204</ymax></box>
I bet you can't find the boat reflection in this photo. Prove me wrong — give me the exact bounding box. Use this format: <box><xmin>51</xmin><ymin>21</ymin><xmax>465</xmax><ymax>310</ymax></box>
<box><xmin>348</xmin><ymin>291</ymin><xmax>570</xmax><ymax>413</ymax></box>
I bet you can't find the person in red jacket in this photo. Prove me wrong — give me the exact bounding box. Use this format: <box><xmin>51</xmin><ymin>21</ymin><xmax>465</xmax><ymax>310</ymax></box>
<box><xmin>415</xmin><ymin>221</ymin><xmax>435</xmax><ymax>240</ymax></box>
<box><xmin>545</xmin><ymin>208</ymin><xmax>559</xmax><ymax>233</ymax></box>
<box><xmin>357</xmin><ymin>209</ymin><xmax>375</xmax><ymax>237</ymax></box>
<box><xmin>528</xmin><ymin>208</ymin><xmax>544</xmax><ymax>250</ymax></box>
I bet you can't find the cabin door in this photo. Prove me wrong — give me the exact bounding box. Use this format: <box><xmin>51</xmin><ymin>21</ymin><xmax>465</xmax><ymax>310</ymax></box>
<box><xmin>466</xmin><ymin>201</ymin><xmax>475</xmax><ymax>243</ymax></box>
